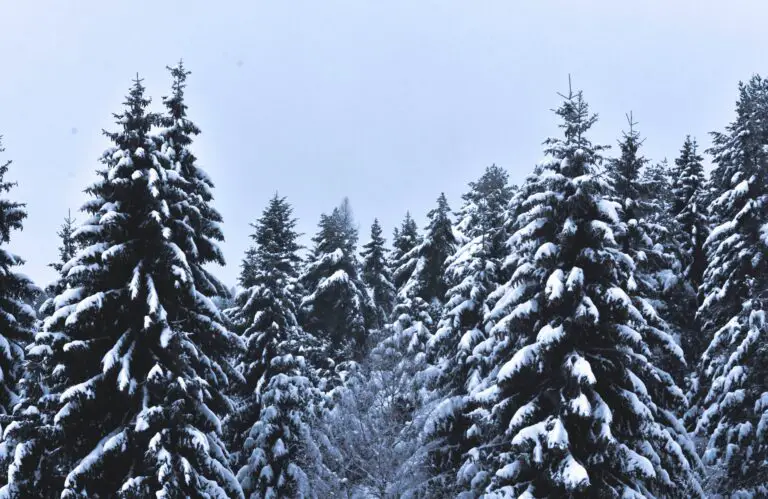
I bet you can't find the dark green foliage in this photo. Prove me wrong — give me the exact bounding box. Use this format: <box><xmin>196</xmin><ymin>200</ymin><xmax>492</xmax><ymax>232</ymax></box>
<box><xmin>361</xmin><ymin>219</ymin><xmax>396</xmax><ymax>328</ymax></box>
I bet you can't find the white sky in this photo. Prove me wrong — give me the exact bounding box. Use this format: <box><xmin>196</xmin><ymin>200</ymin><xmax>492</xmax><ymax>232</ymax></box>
<box><xmin>1</xmin><ymin>0</ymin><xmax>766</xmax><ymax>287</ymax></box>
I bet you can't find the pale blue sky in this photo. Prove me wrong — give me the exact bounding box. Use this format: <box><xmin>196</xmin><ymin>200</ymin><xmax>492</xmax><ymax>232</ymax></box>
<box><xmin>1</xmin><ymin>1</ymin><xmax>766</xmax><ymax>287</ymax></box>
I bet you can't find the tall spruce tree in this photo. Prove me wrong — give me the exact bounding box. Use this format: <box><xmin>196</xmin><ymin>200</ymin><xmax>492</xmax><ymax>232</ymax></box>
<box><xmin>225</xmin><ymin>195</ymin><xmax>302</xmax><ymax>457</ymax></box>
<box><xmin>3</xmin><ymin>76</ymin><xmax>243</xmax><ymax>498</ymax></box>
<box><xmin>604</xmin><ymin>115</ymin><xmax>685</xmax><ymax>373</ymax></box>
<box><xmin>38</xmin><ymin>210</ymin><xmax>79</xmax><ymax>319</ymax></box>
<box><xmin>225</xmin><ymin>195</ymin><xmax>330</xmax><ymax>497</ymax></box>
<box><xmin>395</xmin><ymin>193</ymin><xmax>456</xmax><ymax>312</ymax></box>
<box><xmin>0</xmin><ymin>136</ymin><xmax>38</xmax><ymax>490</ymax></box>
<box><xmin>667</xmin><ymin>136</ymin><xmax>710</xmax><ymax>365</ymax></box>
<box><xmin>49</xmin><ymin>210</ymin><xmax>78</xmax><ymax>276</ymax></box>
<box><xmin>476</xmin><ymin>86</ymin><xmax>700</xmax><ymax>497</ymax></box>
<box><xmin>238</xmin><ymin>246</ymin><xmax>258</xmax><ymax>290</ymax></box>
<box><xmin>156</xmin><ymin>60</ymin><xmax>230</xmax><ymax>298</ymax></box>
<box><xmin>390</xmin><ymin>212</ymin><xmax>421</xmax><ymax>294</ymax></box>
<box><xmin>672</xmin><ymin>136</ymin><xmax>709</xmax><ymax>290</ymax></box>
<box><xmin>360</xmin><ymin>219</ymin><xmax>396</xmax><ymax>329</ymax></box>
<box><xmin>300</xmin><ymin>200</ymin><xmax>374</xmax><ymax>366</ymax></box>
<box><xmin>694</xmin><ymin>75</ymin><xmax>768</xmax><ymax>496</ymax></box>
<box><xmin>417</xmin><ymin>165</ymin><xmax>514</xmax><ymax>496</ymax></box>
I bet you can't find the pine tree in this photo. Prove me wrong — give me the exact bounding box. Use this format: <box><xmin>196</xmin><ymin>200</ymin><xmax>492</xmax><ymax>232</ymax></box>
<box><xmin>224</xmin><ymin>195</ymin><xmax>330</xmax><ymax>497</ymax></box>
<box><xmin>4</xmin><ymin>75</ymin><xmax>243</xmax><ymax>498</ymax></box>
<box><xmin>672</xmin><ymin>136</ymin><xmax>709</xmax><ymax>289</ymax></box>
<box><xmin>300</xmin><ymin>200</ymin><xmax>374</xmax><ymax>366</ymax></box>
<box><xmin>642</xmin><ymin>159</ymin><xmax>675</xmax><ymax>216</ymax></box>
<box><xmin>395</xmin><ymin>193</ymin><xmax>456</xmax><ymax>312</ymax></box>
<box><xmin>225</xmin><ymin>195</ymin><xmax>302</xmax><ymax>446</ymax></box>
<box><xmin>360</xmin><ymin>219</ymin><xmax>396</xmax><ymax>329</ymax></box>
<box><xmin>390</xmin><ymin>212</ymin><xmax>421</xmax><ymax>293</ymax></box>
<box><xmin>605</xmin><ymin>115</ymin><xmax>685</xmax><ymax>373</ymax></box>
<box><xmin>49</xmin><ymin>210</ymin><xmax>78</xmax><ymax>276</ymax></box>
<box><xmin>477</xmin><ymin>85</ymin><xmax>700</xmax><ymax>497</ymax></box>
<box><xmin>417</xmin><ymin>165</ymin><xmax>514</xmax><ymax>496</ymax></box>
<box><xmin>238</xmin><ymin>246</ymin><xmax>258</xmax><ymax>290</ymax></box>
<box><xmin>0</xmin><ymin>137</ymin><xmax>38</xmax><ymax>492</ymax></box>
<box><xmin>694</xmin><ymin>75</ymin><xmax>768</xmax><ymax>496</ymax></box>
<box><xmin>156</xmin><ymin>60</ymin><xmax>230</xmax><ymax>298</ymax></box>
<box><xmin>238</xmin><ymin>347</ymin><xmax>331</xmax><ymax>498</ymax></box>
<box><xmin>38</xmin><ymin>210</ymin><xmax>79</xmax><ymax>320</ymax></box>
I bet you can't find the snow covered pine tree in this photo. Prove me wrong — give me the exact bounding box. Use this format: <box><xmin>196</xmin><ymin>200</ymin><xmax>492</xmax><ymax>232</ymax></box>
<box><xmin>0</xmin><ymin>137</ymin><xmax>38</xmax><ymax>494</ymax></box>
<box><xmin>669</xmin><ymin>136</ymin><xmax>710</xmax><ymax>363</ymax></box>
<box><xmin>390</xmin><ymin>212</ymin><xmax>422</xmax><ymax>293</ymax></box>
<box><xmin>478</xmin><ymin>84</ymin><xmax>701</xmax><ymax>497</ymax></box>
<box><xmin>3</xmin><ymin>73</ymin><xmax>244</xmax><ymax>497</ymax></box>
<box><xmin>418</xmin><ymin>165</ymin><xmax>514</xmax><ymax>496</ymax></box>
<box><xmin>299</xmin><ymin>200</ymin><xmax>374</xmax><ymax>369</ymax></box>
<box><xmin>360</xmin><ymin>219</ymin><xmax>396</xmax><ymax>331</ymax></box>
<box><xmin>227</xmin><ymin>194</ymin><xmax>331</xmax><ymax>498</ymax></box>
<box><xmin>694</xmin><ymin>75</ymin><xmax>768</xmax><ymax>496</ymax></box>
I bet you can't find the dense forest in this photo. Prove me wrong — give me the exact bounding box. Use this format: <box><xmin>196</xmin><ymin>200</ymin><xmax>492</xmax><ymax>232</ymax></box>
<box><xmin>0</xmin><ymin>63</ymin><xmax>766</xmax><ymax>498</ymax></box>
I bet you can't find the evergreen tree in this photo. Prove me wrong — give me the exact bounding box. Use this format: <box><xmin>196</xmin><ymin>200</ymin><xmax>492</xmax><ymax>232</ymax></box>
<box><xmin>49</xmin><ymin>210</ymin><xmax>78</xmax><ymax>276</ymax></box>
<box><xmin>477</xmin><ymin>86</ymin><xmax>700</xmax><ymax>497</ymax></box>
<box><xmin>156</xmin><ymin>60</ymin><xmax>230</xmax><ymax>299</ymax></box>
<box><xmin>389</xmin><ymin>212</ymin><xmax>421</xmax><ymax>293</ymax></box>
<box><xmin>300</xmin><ymin>200</ymin><xmax>374</xmax><ymax>366</ymax></box>
<box><xmin>238</xmin><ymin>246</ymin><xmax>258</xmax><ymax>290</ymax></box>
<box><xmin>417</xmin><ymin>165</ymin><xmax>514</xmax><ymax>496</ymax></box>
<box><xmin>395</xmin><ymin>193</ymin><xmax>456</xmax><ymax>311</ymax></box>
<box><xmin>605</xmin><ymin>115</ymin><xmax>684</xmax><ymax>372</ymax></box>
<box><xmin>238</xmin><ymin>346</ymin><xmax>332</xmax><ymax>499</ymax></box>
<box><xmin>3</xmin><ymin>76</ymin><xmax>243</xmax><ymax>498</ymax></box>
<box><xmin>0</xmin><ymin>136</ymin><xmax>38</xmax><ymax>491</ymax></box>
<box><xmin>672</xmin><ymin>136</ymin><xmax>709</xmax><ymax>289</ymax></box>
<box><xmin>225</xmin><ymin>195</ymin><xmax>302</xmax><ymax>450</ymax></box>
<box><xmin>641</xmin><ymin>159</ymin><xmax>675</xmax><ymax>216</ymax></box>
<box><xmin>38</xmin><ymin>210</ymin><xmax>79</xmax><ymax>320</ymax></box>
<box><xmin>360</xmin><ymin>219</ymin><xmax>396</xmax><ymax>328</ymax></box>
<box><xmin>694</xmin><ymin>75</ymin><xmax>768</xmax><ymax>496</ymax></box>
<box><xmin>225</xmin><ymin>195</ymin><xmax>331</xmax><ymax>497</ymax></box>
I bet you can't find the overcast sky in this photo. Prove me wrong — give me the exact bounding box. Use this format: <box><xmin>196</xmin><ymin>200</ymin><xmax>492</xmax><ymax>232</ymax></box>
<box><xmin>1</xmin><ymin>0</ymin><xmax>766</xmax><ymax>287</ymax></box>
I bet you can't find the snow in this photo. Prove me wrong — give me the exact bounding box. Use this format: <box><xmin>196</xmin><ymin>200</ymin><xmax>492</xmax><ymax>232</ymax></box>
<box><xmin>546</xmin><ymin>418</ymin><xmax>568</xmax><ymax>450</ymax></box>
<box><xmin>498</xmin><ymin>344</ymin><xmax>538</xmax><ymax>382</ymax></box>
<box><xmin>545</xmin><ymin>269</ymin><xmax>564</xmax><ymax>301</ymax></box>
<box><xmin>536</xmin><ymin>323</ymin><xmax>564</xmax><ymax>345</ymax></box>
<box><xmin>558</xmin><ymin>454</ymin><xmax>589</xmax><ymax>491</ymax></box>
<box><xmin>564</xmin><ymin>354</ymin><xmax>596</xmax><ymax>385</ymax></box>
<box><xmin>565</xmin><ymin>267</ymin><xmax>583</xmax><ymax>291</ymax></box>
<box><xmin>597</xmin><ymin>199</ymin><xmax>621</xmax><ymax>223</ymax></box>
<box><xmin>534</xmin><ymin>242</ymin><xmax>558</xmax><ymax>261</ymax></box>
<box><xmin>621</xmin><ymin>445</ymin><xmax>656</xmax><ymax>478</ymax></box>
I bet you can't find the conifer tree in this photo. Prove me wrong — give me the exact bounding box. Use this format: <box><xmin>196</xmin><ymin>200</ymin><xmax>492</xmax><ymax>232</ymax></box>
<box><xmin>38</xmin><ymin>210</ymin><xmax>79</xmax><ymax>319</ymax></box>
<box><xmin>225</xmin><ymin>195</ymin><xmax>302</xmax><ymax>445</ymax></box>
<box><xmin>417</xmin><ymin>165</ymin><xmax>514</xmax><ymax>496</ymax></box>
<box><xmin>641</xmin><ymin>159</ymin><xmax>674</xmax><ymax>215</ymax></box>
<box><xmin>694</xmin><ymin>75</ymin><xmax>768</xmax><ymax>496</ymax></box>
<box><xmin>224</xmin><ymin>195</ymin><xmax>331</xmax><ymax>497</ymax></box>
<box><xmin>49</xmin><ymin>210</ymin><xmax>78</xmax><ymax>276</ymax></box>
<box><xmin>360</xmin><ymin>219</ymin><xmax>395</xmax><ymax>328</ymax></box>
<box><xmin>604</xmin><ymin>115</ymin><xmax>684</xmax><ymax>372</ymax></box>
<box><xmin>156</xmin><ymin>60</ymin><xmax>230</xmax><ymax>298</ymax></box>
<box><xmin>672</xmin><ymin>136</ymin><xmax>708</xmax><ymax>290</ymax></box>
<box><xmin>477</xmin><ymin>86</ymin><xmax>700</xmax><ymax>497</ymax></box>
<box><xmin>390</xmin><ymin>212</ymin><xmax>421</xmax><ymax>294</ymax></box>
<box><xmin>300</xmin><ymin>200</ymin><xmax>374</xmax><ymax>366</ymax></box>
<box><xmin>238</xmin><ymin>246</ymin><xmax>258</xmax><ymax>290</ymax></box>
<box><xmin>4</xmin><ymin>75</ymin><xmax>243</xmax><ymax>498</ymax></box>
<box><xmin>395</xmin><ymin>193</ymin><xmax>456</xmax><ymax>312</ymax></box>
<box><xmin>0</xmin><ymin>137</ymin><xmax>38</xmax><ymax>492</ymax></box>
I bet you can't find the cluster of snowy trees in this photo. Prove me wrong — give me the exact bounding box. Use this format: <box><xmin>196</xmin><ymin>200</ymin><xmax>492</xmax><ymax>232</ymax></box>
<box><xmin>0</xmin><ymin>64</ymin><xmax>766</xmax><ymax>498</ymax></box>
